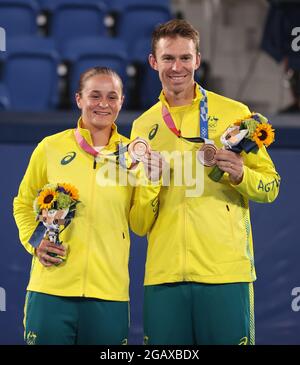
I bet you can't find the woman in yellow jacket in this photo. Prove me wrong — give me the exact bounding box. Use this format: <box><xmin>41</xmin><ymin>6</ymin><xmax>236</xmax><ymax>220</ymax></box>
<box><xmin>13</xmin><ymin>66</ymin><xmax>161</xmax><ymax>345</ymax></box>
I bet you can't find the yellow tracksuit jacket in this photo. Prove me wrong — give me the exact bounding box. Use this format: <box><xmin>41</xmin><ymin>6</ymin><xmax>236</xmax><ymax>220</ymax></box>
<box><xmin>131</xmin><ymin>85</ymin><xmax>280</xmax><ymax>285</ymax></box>
<box><xmin>13</xmin><ymin>119</ymin><xmax>159</xmax><ymax>301</ymax></box>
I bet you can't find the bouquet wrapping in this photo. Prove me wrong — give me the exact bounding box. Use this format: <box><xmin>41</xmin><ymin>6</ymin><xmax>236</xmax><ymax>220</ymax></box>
<box><xmin>30</xmin><ymin>183</ymin><xmax>80</xmax><ymax>261</ymax></box>
<box><xmin>208</xmin><ymin>113</ymin><xmax>275</xmax><ymax>182</ymax></box>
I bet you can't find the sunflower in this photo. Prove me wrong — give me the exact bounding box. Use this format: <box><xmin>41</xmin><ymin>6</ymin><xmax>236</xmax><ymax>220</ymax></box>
<box><xmin>37</xmin><ymin>188</ymin><xmax>58</xmax><ymax>210</ymax></box>
<box><xmin>251</xmin><ymin>123</ymin><xmax>275</xmax><ymax>148</ymax></box>
<box><xmin>59</xmin><ymin>183</ymin><xmax>79</xmax><ymax>201</ymax></box>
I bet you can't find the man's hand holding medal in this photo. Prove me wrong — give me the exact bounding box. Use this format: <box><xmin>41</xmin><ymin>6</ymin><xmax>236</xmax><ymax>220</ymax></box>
<box><xmin>198</xmin><ymin>113</ymin><xmax>275</xmax><ymax>183</ymax></box>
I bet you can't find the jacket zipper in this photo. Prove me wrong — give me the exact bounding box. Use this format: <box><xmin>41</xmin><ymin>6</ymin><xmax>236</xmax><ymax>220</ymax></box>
<box><xmin>183</xmin><ymin>198</ymin><xmax>187</xmax><ymax>281</ymax></box>
<box><xmin>181</xmin><ymin>139</ymin><xmax>187</xmax><ymax>281</ymax></box>
<box><xmin>82</xmin><ymin>157</ymin><xmax>97</xmax><ymax>296</ymax></box>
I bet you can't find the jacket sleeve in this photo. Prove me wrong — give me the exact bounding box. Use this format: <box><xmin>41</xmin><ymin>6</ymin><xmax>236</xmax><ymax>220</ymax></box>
<box><xmin>231</xmin><ymin>146</ymin><xmax>280</xmax><ymax>203</ymax></box>
<box><xmin>129</xmin><ymin>120</ymin><xmax>161</xmax><ymax>236</ymax></box>
<box><xmin>13</xmin><ymin>141</ymin><xmax>48</xmax><ymax>255</ymax></box>
<box><xmin>129</xmin><ymin>165</ymin><xmax>161</xmax><ymax>237</ymax></box>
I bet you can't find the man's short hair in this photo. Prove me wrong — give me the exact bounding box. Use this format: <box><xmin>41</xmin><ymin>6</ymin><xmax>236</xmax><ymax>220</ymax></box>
<box><xmin>151</xmin><ymin>19</ymin><xmax>200</xmax><ymax>57</ymax></box>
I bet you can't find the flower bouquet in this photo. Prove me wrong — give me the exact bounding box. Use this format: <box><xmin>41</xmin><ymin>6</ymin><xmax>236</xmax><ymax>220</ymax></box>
<box><xmin>208</xmin><ymin>113</ymin><xmax>275</xmax><ymax>182</ymax></box>
<box><xmin>30</xmin><ymin>183</ymin><xmax>80</xmax><ymax>261</ymax></box>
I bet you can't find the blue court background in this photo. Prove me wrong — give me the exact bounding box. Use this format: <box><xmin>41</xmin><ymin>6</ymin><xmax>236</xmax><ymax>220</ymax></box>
<box><xmin>0</xmin><ymin>142</ymin><xmax>299</xmax><ymax>345</ymax></box>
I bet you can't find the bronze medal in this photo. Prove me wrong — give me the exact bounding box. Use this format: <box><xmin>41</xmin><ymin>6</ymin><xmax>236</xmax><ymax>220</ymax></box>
<box><xmin>197</xmin><ymin>143</ymin><xmax>217</xmax><ymax>167</ymax></box>
<box><xmin>128</xmin><ymin>138</ymin><xmax>150</xmax><ymax>162</ymax></box>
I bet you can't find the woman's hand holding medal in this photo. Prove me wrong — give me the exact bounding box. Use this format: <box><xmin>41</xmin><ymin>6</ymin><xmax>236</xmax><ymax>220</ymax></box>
<box><xmin>142</xmin><ymin>150</ymin><xmax>164</xmax><ymax>182</ymax></box>
<box><xmin>128</xmin><ymin>138</ymin><xmax>164</xmax><ymax>182</ymax></box>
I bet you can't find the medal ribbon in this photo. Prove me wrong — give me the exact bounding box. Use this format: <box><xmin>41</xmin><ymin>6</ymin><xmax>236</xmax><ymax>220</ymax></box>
<box><xmin>162</xmin><ymin>86</ymin><xmax>211</xmax><ymax>143</ymax></box>
<box><xmin>74</xmin><ymin>128</ymin><xmax>140</xmax><ymax>169</ymax></box>
<box><xmin>75</xmin><ymin>127</ymin><xmax>130</xmax><ymax>157</ymax></box>
<box><xmin>74</xmin><ymin>128</ymin><xmax>99</xmax><ymax>157</ymax></box>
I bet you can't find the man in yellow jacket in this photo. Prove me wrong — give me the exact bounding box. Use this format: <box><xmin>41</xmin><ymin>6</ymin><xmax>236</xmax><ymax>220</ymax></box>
<box><xmin>131</xmin><ymin>19</ymin><xmax>280</xmax><ymax>345</ymax></box>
